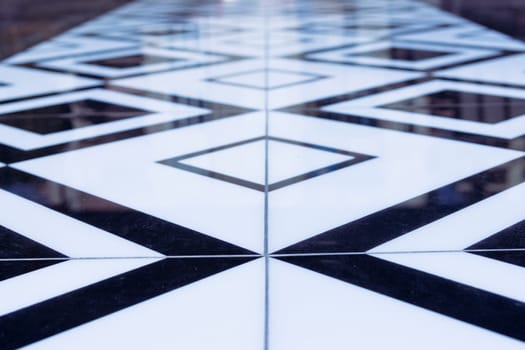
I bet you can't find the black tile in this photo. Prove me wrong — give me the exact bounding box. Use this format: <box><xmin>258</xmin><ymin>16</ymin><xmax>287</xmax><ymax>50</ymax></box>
<box><xmin>470</xmin><ymin>250</ymin><xmax>525</xmax><ymax>269</ymax></box>
<box><xmin>468</xmin><ymin>219</ymin><xmax>525</xmax><ymax>250</ymax></box>
<box><xmin>0</xmin><ymin>99</ymin><xmax>148</xmax><ymax>134</ymax></box>
<box><xmin>0</xmin><ymin>260</ymin><xmax>65</xmax><ymax>283</ymax></box>
<box><xmin>351</xmin><ymin>47</ymin><xmax>450</xmax><ymax>61</ymax></box>
<box><xmin>0</xmin><ymin>225</ymin><xmax>66</xmax><ymax>259</ymax></box>
<box><xmin>86</xmin><ymin>54</ymin><xmax>183</xmax><ymax>68</ymax></box>
<box><xmin>343</xmin><ymin>23</ymin><xmax>401</xmax><ymax>30</ymax></box>
<box><xmin>381</xmin><ymin>90</ymin><xmax>525</xmax><ymax>123</ymax></box>
<box><xmin>140</xmin><ymin>28</ymin><xmax>192</xmax><ymax>36</ymax></box>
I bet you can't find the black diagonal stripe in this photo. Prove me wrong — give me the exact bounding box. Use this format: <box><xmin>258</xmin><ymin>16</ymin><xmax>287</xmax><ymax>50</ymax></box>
<box><xmin>0</xmin><ymin>256</ymin><xmax>257</xmax><ymax>349</ymax></box>
<box><xmin>0</xmin><ymin>225</ymin><xmax>66</xmax><ymax>259</ymax></box>
<box><xmin>470</xmin><ymin>250</ymin><xmax>525</xmax><ymax>269</ymax></box>
<box><xmin>468</xmin><ymin>219</ymin><xmax>525</xmax><ymax>250</ymax></box>
<box><xmin>278</xmin><ymin>254</ymin><xmax>525</xmax><ymax>342</ymax></box>
<box><xmin>0</xmin><ymin>260</ymin><xmax>64</xmax><ymax>282</ymax></box>
<box><xmin>0</xmin><ymin>168</ymin><xmax>256</xmax><ymax>256</ymax></box>
<box><xmin>276</xmin><ymin>156</ymin><xmax>525</xmax><ymax>254</ymax></box>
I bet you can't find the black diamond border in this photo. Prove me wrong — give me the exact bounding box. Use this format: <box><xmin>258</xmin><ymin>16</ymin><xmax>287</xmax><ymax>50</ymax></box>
<box><xmin>158</xmin><ymin>135</ymin><xmax>375</xmax><ymax>192</ymax></box>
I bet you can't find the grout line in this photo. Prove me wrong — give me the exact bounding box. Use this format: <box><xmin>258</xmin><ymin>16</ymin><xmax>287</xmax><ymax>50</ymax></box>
<box><xmin>271</xmin><ymin>248</ymin><xmax>525</xmax><ymax>257</ymax></box>
<box><xmin>4</xmin><ymin>248</ymin><xmax>524</xmax><ymax>262</ymax></box>
<box><xmin>0</xmin><ymin>254</ymin><xmax>263</xmax><ymax>262</ymax></box>
<box><xmin>263</xmin><ymin>3</ymin><xmax>271</xmax><ymax>350</ymax></box>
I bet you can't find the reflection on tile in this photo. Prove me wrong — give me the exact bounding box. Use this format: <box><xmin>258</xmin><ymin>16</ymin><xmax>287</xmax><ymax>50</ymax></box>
<box><xmin>1</xmin><ymin>0</ymin><xmax>525</xmax><ymax>347</ymax></box>
<box><xmin>0</xmin><ymin>99</ymin><xmax>147</xmax><ymax>135</ymax></box>
<box><xmin>0</xmin><ymin>89</ymin><xmax>210</xmax><ymax>150</ymax></box>
<box><xmin>382</xmin><ymin>90</ymin><xmax>525</xmax><ymax>123</ymax></box>
<box><xmin>87</xmin><ymin>54</ymin><xmax>180</xmax><ymax>68</ymax></box>
<box><xmin>323</xmin><ymin>80</ymin><xmax>525</xmax><ymax>138</ymax></box>
<box><xmin>39</xmin><ymin>47</ymin><xmax>229</xmax><ymax>78</ymax></box>
<box><xmin>308</xmin><ymin>41</ymin><xmax>498</xmax><ymax>70</ymax></box>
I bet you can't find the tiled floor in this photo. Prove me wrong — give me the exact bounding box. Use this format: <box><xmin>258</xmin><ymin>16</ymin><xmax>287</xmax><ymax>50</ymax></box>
<box><xmin>1</xmin><ymin>0</ymin><xmax>525</xmax><ymax>349</ymax></box>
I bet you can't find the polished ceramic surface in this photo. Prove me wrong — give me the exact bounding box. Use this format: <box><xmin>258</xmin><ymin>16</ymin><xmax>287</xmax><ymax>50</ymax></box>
<box><xmin>1</xmin><ymin>0</ymin><xmax>525</xmax><ymax>349</ymax></box>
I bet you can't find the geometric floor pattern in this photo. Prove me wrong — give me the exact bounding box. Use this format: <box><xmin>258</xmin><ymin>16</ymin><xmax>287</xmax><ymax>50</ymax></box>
<box><xmin>1</xmin><ymin>0</ymin><xmax>525</xmax><ymax>348</ymax></box>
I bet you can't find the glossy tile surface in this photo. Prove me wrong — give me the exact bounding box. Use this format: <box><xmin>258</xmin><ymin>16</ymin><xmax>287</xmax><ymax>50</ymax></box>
<box><xmin>1</xmin><ymin>0</ymin><xmax>525</xmax><ymax>348</ymax></box>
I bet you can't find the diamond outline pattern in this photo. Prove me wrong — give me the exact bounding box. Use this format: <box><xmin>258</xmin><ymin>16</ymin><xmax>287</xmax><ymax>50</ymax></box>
<box><xmin>1</xmin><ymin>0</ymin><xmax>525</xmax><ymax>348</ymax></box>
<box><xmin>158</xmin><ymin>135</ymin><xmax>375</xmax><ymax>192</ymax></box>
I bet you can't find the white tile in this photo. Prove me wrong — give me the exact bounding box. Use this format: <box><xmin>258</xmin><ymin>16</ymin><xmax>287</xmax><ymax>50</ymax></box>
<box><xmin>436</xmin><ymin>53</ymin><xmax>525</xmax><ymax>87</ymax></box>
<box><xmin>308</xmin><ymin>41</ymin><xmax>498</xmax><ymax>70</ymax></box>
<box><xmin>38</xmin><ymin>47</ymin><xmax>228</xmax><ymax>79</ymax></box>
<box><xmin>0</xmin><ymin>189</ymin><xmax>162</xmax><ymax>258</ymax></box>
<box><xmin>323</xmin><ymin>80</ymin><xmax>525</xmax><ymax>139</ymax></box>
<box><xmin>0</xmin><ymin>258</ymin><xmax>157</xmax><ymax>317</ymax></box>
<box><xmin>269</xmin><ymin>259</ymin><xmax>524</xmax><ymax>350</ymax></box>
<box><xmin>399</xmin><ymin>24</ymin><xmax>525</xmax><ymax>51</ymax></box>
<box><xmin>369</xmin><ymin>182</ymin><xmax>525</xmax><ymax>253</ymax></box>
<box><xmin>375</xmin><ymin>252</ymin><xmax>525</xmax><ymax>303</ymax></box>
<box><xmin>113</xmin><ymin>58</ymin><xmax>422</xmax><ymax>109</ymax></box>
<box><xmin>12</xmin><ymin>113</ymin><xmax>266</xmax><ymax>253</ymax></box>
<box><xmin>180</xmin><ymin>138</ymin><xmax>351</xmax><ymax>186</ymax></box>
<box><xmin>0</xmin><ymin>66</ymin><xmax>99</xmax><ymax>103</ymax></box>
<box><xmin>267</xmin><ymin>112</ymin><xmax>523</xmax><ymax>251</ymax></box>
<box><xmin>26</xmin><ymin>259</ymin><xmax>264</xmax><ymax>350</ymax></box>
<box><xmin>3</xmin><ymin>36</ymin><xmax>136</xmax><ymax>64</ymax></box>
<box><xmin>0</xmin><ymin>88</ymin><xmax>209</xmax><ymax>150</ymax></box>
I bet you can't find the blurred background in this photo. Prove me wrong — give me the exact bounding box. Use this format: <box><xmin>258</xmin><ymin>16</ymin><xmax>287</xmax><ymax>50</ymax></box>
<box><xmin>1</xmin><ymin>0</ymin><xmax>524</xmax><ymax>61</ymax></box>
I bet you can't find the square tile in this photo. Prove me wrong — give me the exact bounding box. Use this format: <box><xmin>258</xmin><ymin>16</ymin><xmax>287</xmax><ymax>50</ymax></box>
<box><xmin>113</xmin><ymin>58</ymin><xmax>422</xmax><ymax>109</ymax></box>
<box><xmin>323</xmin><ymin>80</ymin><xmax>525</xmax><ymax>139</ymax></box>
<box><xmin>0</xmin><ymin>88</ymin><xmax>209</xmax><ymax>150</ymax></box>
<box><xmin>10</xmin><ymin>113</ymin><xmax>267</xmax><ymax>253</ymax></box>
<box><xmin>266</xmin><ymin>112</ymin><xmax>522</xmax><ymax>252</ymax></box>
<box><xmin>308</xmin><ymin>41</ymin><xmax>498</xmax><ymax>70</ymax></box>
